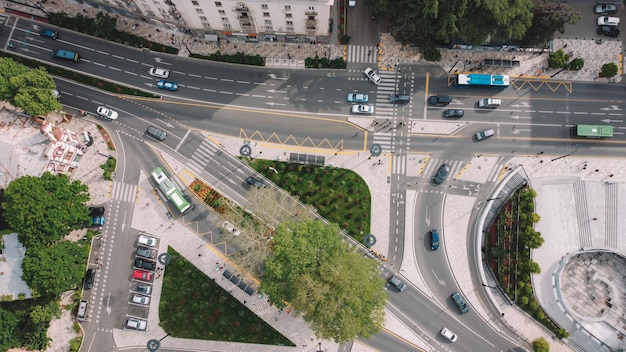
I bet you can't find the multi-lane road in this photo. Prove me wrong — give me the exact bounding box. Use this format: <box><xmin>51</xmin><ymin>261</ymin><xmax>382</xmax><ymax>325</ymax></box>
<box><xmin>3</xmin><ymin>13</ymin><xmax>624</xmax><ymax>352</ymax></box>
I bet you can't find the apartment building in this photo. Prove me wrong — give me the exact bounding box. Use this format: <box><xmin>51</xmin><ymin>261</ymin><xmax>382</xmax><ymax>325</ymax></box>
<box><xmin>133</xmin><ymin>0</ymin><xmax>333</xmax><ymax>42</ymax></box>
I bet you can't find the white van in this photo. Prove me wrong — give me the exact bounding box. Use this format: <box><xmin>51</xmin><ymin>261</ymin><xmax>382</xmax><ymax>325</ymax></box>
<box><xmin>77</xmin><ymin>300</ymin><xmax>88</xmax><ymax>321</ymax></box>
<box><xmin>478</xmin><ymin>98</ymin><xmax>501</xmax><ymax>108</ymax></box>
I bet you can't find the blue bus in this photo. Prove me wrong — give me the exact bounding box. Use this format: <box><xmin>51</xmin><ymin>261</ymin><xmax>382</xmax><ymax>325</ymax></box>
<box><xmin>457</xmin><ymin>73</ymin><xmax>509</xmax><ymax>87</ymax></box>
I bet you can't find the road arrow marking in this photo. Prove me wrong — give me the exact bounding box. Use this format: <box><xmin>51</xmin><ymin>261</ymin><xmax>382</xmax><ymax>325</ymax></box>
<box><xmin>510</xmin><ymin>102</ymin><xmax>532</xmax><ymax>108</ymax></box>
<box><xmin>509</xmin><ymin>115</ymin><xmax>531</xmax><ymax>120</ymax></box>
<box><xmin>600</xmin><ymin>105</ymin><xmax>622</xmax><ymax>111</ymax></box>
<box><xmin>154</xmin><ymin>57</ymin><xmax>172</xmax><ymax>65</ymax></box>
<box><xmin>266</xmin><ymin>89</ymin><xmax>287</xmax><ymax>93</ymax></box>
<box><xmin>268</xmin><ymin>73</ymin><xmax>288</xmax><ymax>80</ymax></box>
<box><xmin>265</xmin><ymin>102</ymin><xmax>286</xmax><ymax>106</ymax></box>
<box><xmin>601</xmin><ymin>118</ymin><xmax>624</xmax><ymax>123</ymax></box>
<box><xmin>511</xmin><ymin>129</ymin><xmax>532</xmax><ymax>135</ymax></box>
<box><xmin>155</xmin><ymin>118</ymin><xmax>174</xmax><ymax>128</ymax></box>
<box><xmin>431</xmin><ymin>269</ymin><xmax>446</xmax><ymax>286</ymax></box>
<box><xmin>122</xmin><ymin>211</ymin><xmax>127</xmax><ymax>232</ymax></box>
<box><xmin>106</xmin><ymin>293</ymin><xmax>111</xmax><ymax>315</ymax></box>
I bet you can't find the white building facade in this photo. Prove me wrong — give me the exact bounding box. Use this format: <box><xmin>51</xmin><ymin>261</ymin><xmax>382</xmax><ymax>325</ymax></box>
<box><xmin>133</xmin><ymin>0</ymin><xmax>333</xmax><ymax>42</ymax></box>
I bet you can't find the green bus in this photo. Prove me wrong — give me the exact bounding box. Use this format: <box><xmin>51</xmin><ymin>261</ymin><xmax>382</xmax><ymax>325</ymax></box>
<box><xmin>574</xmin><ymin>125</ymin><xmax>614</xmax><ymax>138</ymax></box>
<box><xmin>151</xmin><ymin>167</ymin><xmax>192</xmax><ymax>214</ymax></box>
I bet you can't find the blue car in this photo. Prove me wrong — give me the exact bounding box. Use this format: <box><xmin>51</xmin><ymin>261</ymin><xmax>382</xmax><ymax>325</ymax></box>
<box><xmin>346</xmin><ymin>93</ymin><xmax>368</xmax><ymax>103</ymax></box>
<box><xmin>92</xmin><ymin>216</ymin><xmax>106</xmax><ymax>226</ymax></box>
<box><xmin>39</xmin><ymin>29</ymin><xmax>58</xmax><ymax>40</ymax></box>
<box><xmin>156</xmin><ymin>80</ymin><xmax>178</xmax><ymax>91</ymax></box>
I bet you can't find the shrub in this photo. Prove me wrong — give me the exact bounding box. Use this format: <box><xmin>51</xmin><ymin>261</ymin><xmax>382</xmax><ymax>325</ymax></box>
<box><xmin>422</xmin><ymin>48</ymin><xmax>442</xmax><ymax>62</ymax></box>
<box><xmin>569</xmin><ymin>58</ymin><xmax>584</xmax><ymax>71</ymax></box>
<box><xmin>548</xmin><ymin>49</ymin><xmax>571</xmax><ymax>69</ymax></box>
<box><xmin>532</xmin><ymin>337</ymin><xmax>550</xmax><ymax>352</ymax></box>
<box><xmin>601</xmin><ymin>62</ymin><xmax>618</xmax><ymax>78</ymax></box>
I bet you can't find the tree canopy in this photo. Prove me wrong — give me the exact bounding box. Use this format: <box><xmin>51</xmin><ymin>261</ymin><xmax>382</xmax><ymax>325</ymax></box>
<box><xmin>0</xmin><ymin>58</ymin><xmax>61</xmax><ymax>116</ymax></box>
<box><xmin>367</xmin><ymin>0</ymin><xmax>580</xmax><ymax>48</ymax></box>
<box><xmin>22</xmin><ymin>241</ymin><xmax>89</xmax><ymax>296</ymax></box>
<box><xmin>1</xmin><ymin>172</ymin><xmax>90</xmax><ymax>248</ymax></box>
<box><xmin>259</xmin><ymin>219</ymin><xmax>387</xmax><ymax>342</ymax></box>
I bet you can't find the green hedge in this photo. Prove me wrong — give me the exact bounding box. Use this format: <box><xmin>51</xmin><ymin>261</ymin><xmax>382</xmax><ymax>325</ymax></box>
<box><xmin>190</xmin><ymin>51</ymin><xmax>265</xmax><ymax>66</ymax></box>
<box><xmin>304</xmin><ymin>55</ymin><xmax>346</xmax><ymax>69</ymax></box>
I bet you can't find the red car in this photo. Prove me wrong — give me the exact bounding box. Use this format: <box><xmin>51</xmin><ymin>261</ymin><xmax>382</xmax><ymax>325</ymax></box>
<box><xmin>133</xmin><ymin>269</ymin><xmax>153</xmax><ymax>282</ymax></box>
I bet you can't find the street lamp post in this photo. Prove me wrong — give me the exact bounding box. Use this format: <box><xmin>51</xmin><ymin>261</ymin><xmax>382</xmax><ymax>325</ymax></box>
<box><xmin>551</xmin><ymin>143</ymin><xmax>580</xmax><ymax>162</ymax></box>
<box><xmin>482</xmin><ymin>283</ymin><xmax>498</xmax><ymax>289</ymax></box>
<box><xmin>486</xmin><ymin>196</ymin><xmax>502</xmax><ymax>202</ymax></box>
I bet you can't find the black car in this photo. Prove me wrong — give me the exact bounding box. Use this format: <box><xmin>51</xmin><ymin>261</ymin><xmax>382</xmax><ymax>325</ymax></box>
<box><xmin>442</xmin><ymin>109</ymin><xmax>464</xmax><ymax>118</ymax></box>
<box><xmin>134</xmin><ymin>258</ymin><xmax>156</xmax><ymax>271</ymax></box>
<box><xmin>433</xmin><ymin>164</ymin><xmax>451</xmax><ymax>185</ymax></box>
<box><xmin>84</xmin><ymin>269</ymin><xmax>96</xmax><ymax>290</ymax></box>
<box><xmin>146</xmin><ymin>126</ymin><xmax>166</xmax><ymax>141</ymax></box>
<box><xmin>598</xmin><ymin>25</ymin><xmax>620</xmax><ymax>37</ymax></box>
<box><xmin>89</xmin><ymin>206</ymin><xmax>105</xmax><ymax>216</ymax></box>
<box><xmin>136</xmin><ymin>246</ymin><xmax>157</xmax><ymax>259</ymax></box>
<box><xmin>245</xmin><ymin>176</ymin><xmax>266</xmax><ymax>188</ymax></box>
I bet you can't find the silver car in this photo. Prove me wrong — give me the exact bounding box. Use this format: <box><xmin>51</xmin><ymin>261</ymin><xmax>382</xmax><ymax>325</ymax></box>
<box><xmin>351</xmin><ymin>105</ymin><xmax>374</xmax><ymax>115</ymax></box>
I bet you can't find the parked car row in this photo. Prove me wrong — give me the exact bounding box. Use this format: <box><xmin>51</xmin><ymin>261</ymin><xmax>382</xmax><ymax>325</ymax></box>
<box><xmin>124</xmin><ymin>233</ymin><xmax>159</xmax><ymax>331</ymax></box>
<box><xmin>428</xmin><ymin>95</ymin><xmax>497</xmax><ymax>142</ymax></box>
<box><xmin>595</xmin><ymin>4</ymin><xmax>620</xmax><ymax>37</ymax></box>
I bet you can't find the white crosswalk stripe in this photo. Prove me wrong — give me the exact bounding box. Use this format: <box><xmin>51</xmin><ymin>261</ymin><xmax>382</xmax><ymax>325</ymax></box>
<box><xmin>186</xmin><ymin>140</ymin><xmax>218</xmax><ymax>175</ymax></box>
<box><xmin>393</xmin><ymin>155</ymin><xmax>406</xmax><ymax>175</ymax></box>
<box><xmin>111</xmin><ymin>182</ymin><xmax>137</xmax><ymax>203</ymax></box>
<box><xmin>372</xmin><ymin>133</ymin><xmax>396</xmax><ymax>154</ymax></box>
<box><xmin>347</xmin><ymin>45</ymin><xmax>377</xmax><ymax>64</ymax></box>
<box><xmin>421</xmin><ymin>159</ymin><xmax>465</xmax><ymax>180</ymax></box>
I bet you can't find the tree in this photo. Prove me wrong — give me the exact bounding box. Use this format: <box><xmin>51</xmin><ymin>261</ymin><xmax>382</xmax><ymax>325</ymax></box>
<box><xmin>521</xmin><ymin>3</ymin><xmax>581</xmax><ymax>47</ymax></box>
<box><xmin>601</xmin><ymin>62</ymin><xmax>618</xmax><ymax>78</ymax></box>
<box><xmin>569</xmin><ymin>58</ymin><xmax>584</xmax><ymax>71</ymax></box>
<box><xmin>547</xmin><ymin>49</ymin><xmax>571</xmax><ymax>69</ymax></box>
<box><xmin>532</xmin><ymin>337</ymin><xmax>550</xmax><ymax>352</ymax></box>
<box><xmin>523</xmin><ymin>260</ymin><xmax>541</xmax><ymax>274</ymax></box>
<box><xmin>382</xmin><ymin>0</ymin><xmax>533</xmax><ymax>48</ymax></box>
<box><xmin>0</xmin><ymin>58</ymin><xmax>61</xmax><ymax>116</ymax></box>
<box><xmin>2</xmin><ymin>172</ymin><xmax>91</xmax><ymax>248</ymax></box>
<box><xmin>259</xmin><ymin>219</ymin><xmax>387</xmax><ymax>342</ymax></box>
<box><xmin>22</xmin><ymin>241</ymin><xmax>88</xmax><ymax>296</ymax></box>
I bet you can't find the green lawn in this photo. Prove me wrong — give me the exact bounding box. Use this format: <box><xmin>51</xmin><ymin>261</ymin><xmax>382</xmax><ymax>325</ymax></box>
<box><xmin>248</xmin><ymin>160</ymin><xmax>371</xmax><ymax>241</ymax></box>
<box><xmin>159</xmin><ymin>247</ymin><xmax>294</xmax><ymax>346</ymax></box>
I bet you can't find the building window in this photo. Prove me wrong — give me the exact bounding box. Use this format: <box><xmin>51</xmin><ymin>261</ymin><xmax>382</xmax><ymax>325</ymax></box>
<box><xmin>284</xmin><ymin>5</ymin><xmax>290</xmax><ymax>10</ymax></box>
<box><xmin>222</xmin><ymin>17</ymin><xmax>229</xmax><ymax>22</ymax></box>
<box><xmin>224</xmin><ymin>24</ymin><xmax>231</xmax><ymax>29</ymax></box>
<box><xmin>199</xmin><ymin>16</ymin><xmax>207</xmax><ymax>20</ymax></box>
<box><xmin>218</xmin><ymin>9</ymin><xmax>225</xmax><ymax>14</ymax></box>
<box><xmin>308</xmin><ymin>6</ymin><xmax>315</xmax><ymax>11</ymax></box>
<box><xmin>196</xmin><ymin>8</ymin><xmax>203</xmax><ymax>13</ymax></box>
<box><xmin>265</xmin><ymin>26</ymin><xmax>273</xmax><ymax>31</ymax></box>
<box><xmin>261</xmin><ymin>4</ymin><xmax>268</xmax><ymax>9</ymax></box>
<box><xmin>215</xmin><ymin>2</ymin><xmax>222</xmax><ymax>6</ymax></box>
<box><xmin>263</xmin><ymin>12</ymin><xmax>270</xmax><ymax>17</ymax></box>
<box><xmin>286</xmin><ymin>20</ymin><xmax>292</xmax><ymax>25</ymax></box>
<box><xmin>191</xmin><ymin>0</ymin><xmax>199</xmax><ymax>5</ymax></box>
<box><xmin>202</xmin><ymin>22</ymin><xmax>211</xmax><ymax>28</ymax></box>
<box><xmin>285</xmin><ymin>13</ymin><xmax>292</xmax><ymax>18</ymax></box>
<box><xmin>264</xmin><ymin>19</ymin><xmax>271</xmax><ymax>25</ymax></box>
<box><xmin>286</xmin><ymin>26</ymin><xmax>294</xmax><ymax>32</ymax></box>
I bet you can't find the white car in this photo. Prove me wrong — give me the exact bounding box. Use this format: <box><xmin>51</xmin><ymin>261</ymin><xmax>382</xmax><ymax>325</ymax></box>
<box><xmin>137</xmin><ymin>234</ymin><xmax>158</xmax><ymax>247</ymax></box>
<box><xmin>440</xmin><ymin>327</ymin><xmax>458</xmax><ymax>342</ymax></box>
<box><xmin>348</xmin><ymin>0</ymin><xmax>356</xmax><ymax>7</ymax></box>
<box><xmin>149</xmin><ymin>67</ymin><xmax>170</xmax><ymax>78</ymax></box>
<box><xmin>363</xmin><ymin>67</ymin><xmax>381</xmax><ymax>85</ymax></box>
<box><xmin>96</xmin><ymin>106</ymin><xmax>118</xmax><ymax>120</ymax></box>
<box><xmin>126</xmin><ymin>318</ymin><xmax>147</xmax><ymax>330</ymax></box>
<box><xmin>351</xmin><ymin>104</ymin><xmax>374</xmax><ymax>115</ymax></box>
<box><xmin>597</xmin><ymin>16</ymin><xmax>620</xmax><ymax>26</ymax></box>
<box><xmin>132</xmin><ymin>294</ymin><xmax>150</xmax><ymax>305</ymax></box>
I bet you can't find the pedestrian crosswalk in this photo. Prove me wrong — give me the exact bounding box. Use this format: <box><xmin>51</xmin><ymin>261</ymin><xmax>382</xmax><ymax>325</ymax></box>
<box><xmin>399</xmin><ymin>156</ymin><xmax>507</xmax><ymax>184</ymax></box>
<box><xmin>372</xmin><ymin>132</ymin><xmax>396</xmax><ymax>153</ymax></box>
<box><xmin>186</xmin><ymin>139</ymin><xmax>219</xmax><ymax>175</ymax></box>
<box><xmin>111</xmin><ymin>182</ymin><xmax>138</xmax><ymax>203</ymax></box>
<box><xmin>347</xmin><ymin>45</ymin><xmax>378</xmax><ymax>64</ymax></box>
